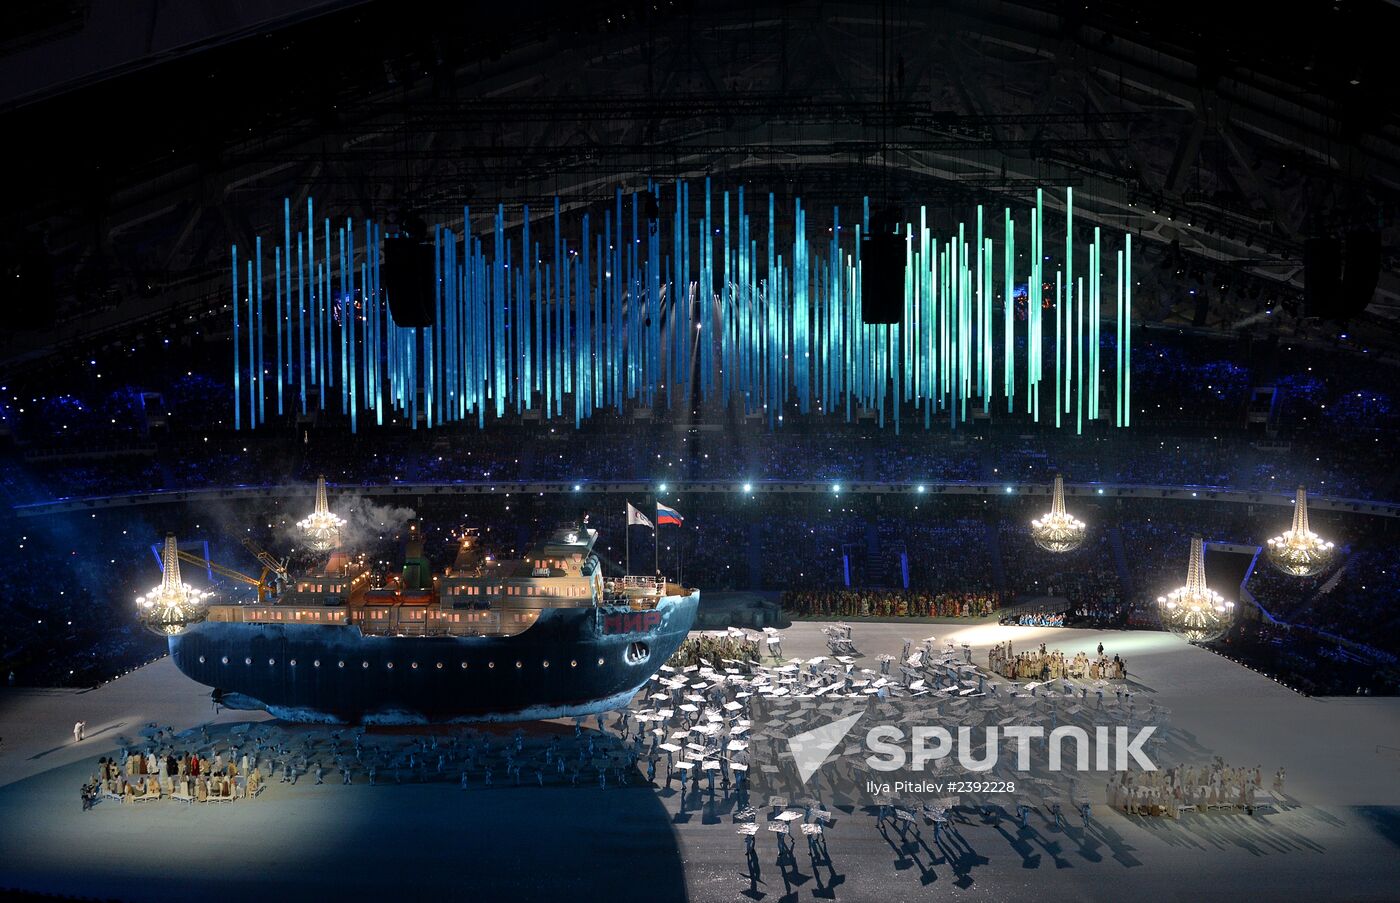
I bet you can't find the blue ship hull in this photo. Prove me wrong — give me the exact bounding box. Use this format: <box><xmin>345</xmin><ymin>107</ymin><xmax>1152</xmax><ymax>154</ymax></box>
<box><xmin>167</xmin><ymin>592</ymin><xmax>698</xmax><ymax>723</ymax></box>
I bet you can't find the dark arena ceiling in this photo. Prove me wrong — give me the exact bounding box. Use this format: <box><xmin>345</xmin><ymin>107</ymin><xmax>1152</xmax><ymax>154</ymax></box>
<box><xmin>1</xmin><ymin>0</ymin><xmax>1398</xmax><ymax>373</ymax></box>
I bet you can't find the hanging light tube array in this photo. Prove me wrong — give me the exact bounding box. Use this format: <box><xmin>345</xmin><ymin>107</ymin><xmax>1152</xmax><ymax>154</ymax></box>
<box><xmin>230</xmin><ymin>183</ymin><xmax>1132</xmax><ymax>433</ymax></box>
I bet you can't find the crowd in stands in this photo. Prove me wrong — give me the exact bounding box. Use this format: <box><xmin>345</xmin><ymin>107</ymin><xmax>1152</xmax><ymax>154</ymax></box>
<box><xmin>1212</xmin><ymin>614</ymin><xmax>1400</xmax><ymax>696</ymax></box>
<box><xmin>757</xmin><ymin>509</ymin><xmax>863</xmax><ymax>589</ymax></box>
<box><xmin>1125</xmin><ymin>601</ymin><xmax>1164</xmax><ymax>630</ymax></box>
<box><xmin>998</xmin><ymin>520</ymin><xmax>1121</xmax><ymax>609</ymax></box>
<box><xmin>0</xmin><ymin>521</ymin><xmax>165</xmax><ymax>688</ymax></box>
<box><xmin>9</xmin><ymin>425</ymin><xmax>1392</xmax><ymax>506</ymax></box>
<box><xmin>1245</xmin><ymin>559</ymin><xmax>1336</xmax><ymax>621</ymax></box>
<box><xmin>1288</xmin><ymin>548</ymin><xmax>1400</xmax><ymax>656</ymax></box>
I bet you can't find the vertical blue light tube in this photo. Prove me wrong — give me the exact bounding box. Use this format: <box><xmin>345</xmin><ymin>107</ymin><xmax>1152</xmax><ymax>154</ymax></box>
<box><xmin>275</xmin><ymin>249</ymin><xmax>283</xmax><ymax>416</ymax></box>
<box><xmin>284</xmin><ymin>199</ymin><xmax>293</xmax><ymax>387</ymax></box>
<box><xmin>255</xmin><ymin>237</ymin><xmax>264</xmax><ymax>425</ymax></box>
<box><xmin>232</xmin><ymin>245</ymin><xmax>240</xmax><ymax>430</ymax></box>
<box><xmin>247</xmin><ymin>259</ymin><xmax>256</xmax><ymax>427</ymax></box>
<box><xmin>298</xmin><ymin>231</ymin><xmax>307</xmax><ymax>414</ymax></box>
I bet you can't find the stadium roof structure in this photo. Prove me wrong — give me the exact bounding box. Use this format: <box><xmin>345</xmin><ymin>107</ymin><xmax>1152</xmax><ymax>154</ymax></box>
<box><xmin>2</xmin><ymin>0</ymin><xmax>1397</xmax><ymax>369</ymax></box>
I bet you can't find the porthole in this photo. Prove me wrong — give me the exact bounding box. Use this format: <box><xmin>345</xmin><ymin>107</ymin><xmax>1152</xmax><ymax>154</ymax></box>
<box><xmin>268</xmin><ymin>658</ymin><xmax>276</xmax><ymax>666</ymax></box>
<box><xmin>198</xmin><ymin>655</ymin><xmax>205</xmax><ymax>664</ymax></box>
<box><xmin>337</xmin><ymin>661</ymin><xmax>345</xmax><ymax>668</ymax></box>
<box><xmin>362</xmin><ymin>661</ymin><xmax>369</xmax><ymax>669</ymax></box>
<box><xmin>515</xmin><ymin>661</ymin><xmax>522</xmax><ymax>669</ymax></box>
<box><xmin>221</xmin><ymin>656</ymin><xmax>228</xmax><ymax>665</ymax></box>
<box><xmin>313</xmin><ymin>660</ymin><xmax>320</xmax><ymax>668</ymax></box>
<box><xmin>435</xmin><ymin>662</ymin><xmax>443</xmax><ymax>670</ymax></box>
<box><xmin>488</xmin><ymin>661</ymin><xmax>496</xmax><ymax>669</ymax></box>
<box><xmin>290</xmin><ymin>659</ymin><xmax>297</xmax><ymax>667</ymax></box>
<box><xmin>570</xmin><ymin>660</ymin><xmax>577</xmax><ymax>668</ymax></box>
<box><xmin>542</xmin><ymin>660</ymin><xmax>550</xmax><ymax>669</ymax></box>
<box><xmin>387</xmin><ymin>661</ymin><xmax>395</xmax><ymax>670</ymax></box>
<box><xmin>597</xmin><ymin>657</ymin><xmax>605</xmax><ymax>666</ymax></box>
<box><xmin>411</xmin><ymin>662</ymin><xmax>419</xmax><ymax>670</ymax></box>
<box><xmin>245</xmin><ymin>657</ymin><xmax>253</xmax><ymax>665</ymax></box>
<box><xmin>460</xmin><ymin>661</ymin><xmax>468</xmax><ymax>669</ymax></box>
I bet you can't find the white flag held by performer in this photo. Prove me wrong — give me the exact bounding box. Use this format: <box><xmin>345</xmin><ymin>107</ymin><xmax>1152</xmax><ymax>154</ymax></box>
<box><xmin>627</xmin><ymin>502</ymin><xmax>654</xmax><ymax>529</ymax></box>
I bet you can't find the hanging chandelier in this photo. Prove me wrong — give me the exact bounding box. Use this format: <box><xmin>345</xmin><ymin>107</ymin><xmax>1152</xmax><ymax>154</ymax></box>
<box><xmin>1265</xmin><ymin>486</ymin><xmax>1336</xmax><ymax>578</ymax></box>
<box><xmin>1157</xmin><ymin>535</ymin><xmax>1233</xmax><ymax>643</ymax></box>
<box><xmin>1030</xmin><ymin>475</ymin><xmax>1086</xmax><ymax>553</ymax></box>
<box><xmin>297</xmin><ymin>475</ymin><xmax>345</xmax><ymax>551</ymax></box>
<box><xmin>137</xmin><ymin>534</ymin><xmax>210</xmax><ymax>636</ymax></box>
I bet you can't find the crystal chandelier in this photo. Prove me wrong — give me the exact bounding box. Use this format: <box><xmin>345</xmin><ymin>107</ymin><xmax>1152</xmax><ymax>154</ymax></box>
<box><xmin>1157</xmin><ymin>535</ymin><xmax>1233</xmax><ymax>643</ymax></box>
<box><xmin>136</xmin><ymin>534</ymin><xmax>210</xmax><ymax>636</ymax></box>
<box><xmin>1030</xmin><ymin>475</ymin><xmax>1086</xmax><ymax>553</ymax></box>
<box><xmin>297</xmin><ymin>475</ymin><xmax>346</xmax><ymax>551</ymax></box>
<box><xmin>1265</xmin><ymin>486</ymin><xmax>1336</xmax><ymax>578</ymax></box>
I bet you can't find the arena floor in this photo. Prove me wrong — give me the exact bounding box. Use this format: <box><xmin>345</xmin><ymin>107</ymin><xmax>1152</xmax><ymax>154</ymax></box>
<box><xmin>1</xmin><ymin>621</ymin><xmax>1398</xmax><ymax>902</ymax></box>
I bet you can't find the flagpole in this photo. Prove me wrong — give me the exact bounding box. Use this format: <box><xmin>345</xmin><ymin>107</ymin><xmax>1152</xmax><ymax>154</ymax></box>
<box><xmin>654</xmin><ymin>503</ymin><xmax>660</xmax><ymax>578</ymax></box>
<box><xmin>626</xmin><ymin>523</ymin><xmax>630</xmax><ymax>576</ymax></box>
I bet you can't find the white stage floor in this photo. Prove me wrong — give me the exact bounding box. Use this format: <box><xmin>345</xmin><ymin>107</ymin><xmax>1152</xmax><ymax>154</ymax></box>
<box><xmin>1</xmin><ymin>621</ymin><xmax>1398</xmax><ymax>902</ymax></box>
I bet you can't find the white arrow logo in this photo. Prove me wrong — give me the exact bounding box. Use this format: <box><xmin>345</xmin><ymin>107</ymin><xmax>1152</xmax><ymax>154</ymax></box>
<box><xmin>787</xmin><ymin>712</ymin><xmax>864</xmax><ymax>784</ymax></box>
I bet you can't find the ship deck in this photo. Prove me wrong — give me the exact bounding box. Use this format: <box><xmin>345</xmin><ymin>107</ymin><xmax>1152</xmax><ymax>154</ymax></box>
<box><xmin>1</xmin><ymin>620</ymin><xmax>1398</xmax><ymax>902</ymax></box>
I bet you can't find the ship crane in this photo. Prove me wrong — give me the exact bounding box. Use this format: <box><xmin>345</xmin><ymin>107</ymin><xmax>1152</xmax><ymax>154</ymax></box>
<box><xmin>171</xmin><ymin>549</ymin><xmax>279</xmax><ymax>604</ymax></box>
<box><xmin>240</xmin><ymin>537</ymin><xmax>290</xmax><ymax>586</ymax></box>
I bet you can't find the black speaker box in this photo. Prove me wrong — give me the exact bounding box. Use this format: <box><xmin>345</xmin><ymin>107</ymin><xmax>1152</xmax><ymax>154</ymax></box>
<box><xmin>383</xmin><ymin>234</ymin><xmax>437</xmax><ymax>328</ymax></box>
<box><xmin>861</xmin><ymin>232</ymin><xmax>905</xmax><ymax>325</ymax></box>
<box><xmin>1340</xmin><ymin>229</ymin><xmax>1381</xmax><ymax>319</ymax></box>
<box><xmin>1303</xmin><ymin>237</ymin><xmax>1341</xmax><ymax>320</ymax></box>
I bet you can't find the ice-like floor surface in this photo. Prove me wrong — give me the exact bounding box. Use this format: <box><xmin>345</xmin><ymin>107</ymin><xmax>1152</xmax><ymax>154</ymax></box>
<box><xmin>0</xmin><ymin>621</ymin><xmax>1397</xmax><ymax>902</ymax></box>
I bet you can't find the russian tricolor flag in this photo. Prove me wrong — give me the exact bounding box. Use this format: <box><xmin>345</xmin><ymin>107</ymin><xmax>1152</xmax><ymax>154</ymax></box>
<box><xmin>655</xmin><ymin>503</ymin><xmax>683</xmax><ymax>526</ymax></box>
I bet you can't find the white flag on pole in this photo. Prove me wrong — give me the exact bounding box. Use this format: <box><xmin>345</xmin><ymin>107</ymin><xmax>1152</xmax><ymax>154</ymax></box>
<box><xmin>627</xmin><ymin>502</ymin><xmax>654</xmax><ymax>529</ymax></box>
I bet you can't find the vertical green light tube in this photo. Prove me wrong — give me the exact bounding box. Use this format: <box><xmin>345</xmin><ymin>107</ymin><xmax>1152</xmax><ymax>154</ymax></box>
<box><xmin>1034</xmin><ymin>188</ymin><xmax>1044</xmax><ymax>419</ymax></box>
<box><xmin>957</xmin><ymin>223</ymin><xmax>965</xmax><ymax>422</ymax></box>
<box><xmin>1076</xmin><ymin>276</ymin><xmax>1084</xmax><ymax>435</ymax></box>
<box><xmin>1054</xmin><ymin>269</ymin><xmax>1061</xmax><ymax>429</ymax></box>
<box><xmin>983</xmin><ymin>236</ymin><xmax>993</xmax><ymax>412</ymax></box>
<box><xmin>975</xmin><ymin>206</ymin><xmax>983</xmax><ymax>403</ymax></box>
<box><xmin>1028</xmin><ymin>209</ymin><xmax>1037</xmax><ymax>419</ymax></box>
<box><xmin>1063</xmin><ymin>265</ymin><xmax>1072</xmax><ymax>416</ymax></box>
<box><xmin>963</xmin><ymin>233</ymin><xmax>970</xmax><ymax>423</ymax></box>
<box><xmin>1086</xmin><ymin>226</ymin><xmax>1097</xmax><ymax>420</ymax></box>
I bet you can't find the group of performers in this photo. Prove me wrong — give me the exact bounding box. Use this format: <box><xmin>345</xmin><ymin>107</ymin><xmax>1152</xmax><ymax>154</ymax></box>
<box><xmin>1109</xmin><ymin>759</ymin><xmax>1286</xmax><ymax>817</ymax></box>
<box><xmin>987</xmin><ymin>641</ymin><xmax>1127</xmax><ymax>681</ymax></box>
<box><xmin>85</xmin><ymin>743</ymin><xmax>263</xmax><ymax>806</ymax></box>
<box><xmin>667</xmin><ymin>634</ymin><xmax>761</xmax><ymax>669</ymax></box>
